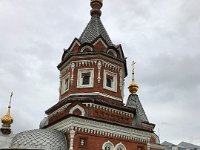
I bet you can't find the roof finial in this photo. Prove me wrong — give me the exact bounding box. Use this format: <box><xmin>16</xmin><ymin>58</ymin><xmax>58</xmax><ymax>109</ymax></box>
<box><xmin>1</xmin><ymin>92</ymin><xmax>14</xmax><ymax>135</ymax></box>
<box><xmin>132</xmin><ymin>61</ymin><xmax>136</xmax><ymax>82</ymax></box>
<box><xmin>90</xmin><ymin>0</ymin><xmax>103</xmax><ymax>17</ymax></box>
<box><xmin>128</xmin><ymin>62</ymin><xmax>139</xmax><ymax>94</ymax></box>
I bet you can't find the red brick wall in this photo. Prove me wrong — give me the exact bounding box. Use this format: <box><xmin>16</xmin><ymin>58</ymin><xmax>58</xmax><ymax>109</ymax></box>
<box><xmin>73</xmin><ymin>131</ymin><xmax>147</xmax><ymax>150</ymax></box>
<box><xmin>88</xmin><ymin>107</ymin><xmax>133</xmax><ymax>126</ymax></box>
<box><xmin>60</xmin><ymin>56</ymin><xmax>124</xmax><ymax>100</ymax></box>
<box><xmin>48</xmin><ymin>102</ymin><xmax>133</xmax><ymax>127</ymax></box>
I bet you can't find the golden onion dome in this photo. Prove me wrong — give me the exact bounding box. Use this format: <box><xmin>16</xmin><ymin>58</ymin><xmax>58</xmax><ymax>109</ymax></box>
<box><xmin>1</xmin><ymin>92</ymin><xmax>14</xmax><ymax>128</ymax></box>
<box><xmin>128</xmin><ymin>80</ymin><xmax>139</xmax><ymax>94</ymax></box>
<box><xmin>1</xmin><ymin>109</ymin><xmax>13</xmax><ymax>127</ymax></box>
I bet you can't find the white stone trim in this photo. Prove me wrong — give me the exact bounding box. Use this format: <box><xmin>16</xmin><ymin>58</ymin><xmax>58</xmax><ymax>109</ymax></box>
<box><xmin>61</xmin><ymin>65</ymin><xmax>71</xmax><ymax>77</ymax></box>
<box><xmin>77</xmin><ymin>68</ymin><xmax>94</xmax><ymax>88</ymax></box>
<box><xmin>102</xmin><ymin>140</ymin><xmax>114</xmax><ymax>150</ymax></box>
<box><xmin>60</xmin><ymin>58</ymin><xmax>122</xmax><ymax>76</ymax></box>
<box><xmin>84</xmin><ymin>103</ymin><xmax>134</xmax><ymax>117</ymax></box>
<box><xmin>103</xmin><ymin>70</ymin><xmax>117</xmax><ymax>92</ymax></box>
<box><xmin>73</xmin><ymin>59</ymin><xmax>121</xmax><ymax>72</ymax></box>
<box><xmin>115</xmin><ymin>142</ymin><xmax>126</xmax><ymax>150</ymax></box>
<box><xmin>97</xmin><ymin>61</ymin><xmax>102</xmax><ymax>83</ymax></box>
<box><xmin>59</xmin><ymin>54</ymin><xmax>123</xmax><ymax>71</ymax></box>
<box><xmin>49</xmin><ymin>103</ymin><xmax>71</xmax><ymax>117</ymax></box>
<box><xmin>66</xmin><ymin>92</ymin><xmax>122</xmax><ymax>101</ymax></box>
<box><xmin>97</xmin><ymin>92</ymin><xmax>122</xmax><ymax>101</ymax></box>
<box><xmin>69</xmin><ymin>105</ymin><xmax>85</xmax><ymax>116</ymax></box>
<box><xmin>71</xmin><ymin>63</ymin><xmax>75</xmax><ymax>84</ymax></box>
<box><xmin>80</xmin><ymin>45</ymin><xmax>93</xmax><ymax>52</ymax></box>
<box><xmin>48</xmin><ymin>101</ymin><xmax>133</xmax><ymax>120</ymax></box>
<box><xmin>47</xmin><ymin>116</ymin><xmax>151</xmax><ymax>143</ymax></box>
<box><xmin>61</xmin><ymin>73</ymin><xmax>70</xmax><ymax>94</ymax></box>
<box><xmin>119</xmin><ymin>69</ymin><xmax>125</xmax><ymax>99</ymax></box>
<box><xmin>69</xmin><ymin>129</ymin><xmax>75</xmax><ymax>150</ymax></box>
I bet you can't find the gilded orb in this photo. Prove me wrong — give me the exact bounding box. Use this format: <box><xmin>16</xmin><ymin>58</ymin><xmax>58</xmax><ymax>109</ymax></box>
<box><xmin>128</xmin><ymin>81</ymin><xmax>139</xmax><ymax>94</ymax></box>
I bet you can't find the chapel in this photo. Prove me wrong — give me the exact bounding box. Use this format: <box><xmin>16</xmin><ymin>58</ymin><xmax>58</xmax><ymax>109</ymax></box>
<box><xmin>0</xmin><ymin>0</ymin><xmax>164</xmax><ymax>150</ymax></box>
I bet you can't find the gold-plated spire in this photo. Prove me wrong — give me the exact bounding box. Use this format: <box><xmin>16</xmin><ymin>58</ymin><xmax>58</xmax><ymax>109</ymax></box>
<box><xmin>1</xmin><ymin>92</ymin><xmax>13</xmax><ymax>128</ymax></box>
<box><xmin>128</xmin><ymin>62</ymin><xmax>139</xmax><ymax>94</ymax></box>
<box><xmin>90</xmin><ymin>0</ymin><xmax>103</xmax><ymax>17</ymax></box>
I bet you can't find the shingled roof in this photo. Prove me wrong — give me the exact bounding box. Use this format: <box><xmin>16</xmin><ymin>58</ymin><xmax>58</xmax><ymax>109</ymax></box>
<box><xmin>79</xmin><ymin>16</ymin><xmax>113</xmax><ymax>46</ymax></box>
<box><xmin>126</xmin><ymin>94</ymin><xmax>149</xmax><ymax>124</ymax></box>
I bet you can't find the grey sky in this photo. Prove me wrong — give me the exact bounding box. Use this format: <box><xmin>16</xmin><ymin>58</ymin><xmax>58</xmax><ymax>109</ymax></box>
<box><xmin>0</xmin><ymin>0</ymin><xmax>200</xmax><ymax>145</ymax></box>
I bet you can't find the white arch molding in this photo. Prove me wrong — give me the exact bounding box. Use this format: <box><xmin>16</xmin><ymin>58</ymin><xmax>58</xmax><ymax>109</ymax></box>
<box><xmin>69</xmin><ymin>105</ymin><xmax>85</xmax><ymax>116</ymax></box>
<box><xmin>102</xmin><ymin>140</ymin><xmax>114</xmax><ymax>150</ymax></box>
<box><xmin>80</xmin><ymin>45</ymin><xmax>93</xmax><ymax>52</ymax></box>
<box><xmin>115</xmin><ymin>142</ymin><xmax>126</xmax><ymax>150</ymax></box>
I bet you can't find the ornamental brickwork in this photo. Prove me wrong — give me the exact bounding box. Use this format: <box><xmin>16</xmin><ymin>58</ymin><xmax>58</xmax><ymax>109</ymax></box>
<box><xmin>40</xmin><ymin>0</ymin><xmax>165</xmax><ymax>150</ymax></box>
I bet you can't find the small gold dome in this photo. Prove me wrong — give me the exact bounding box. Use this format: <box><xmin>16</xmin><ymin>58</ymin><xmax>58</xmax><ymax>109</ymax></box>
<box><xmin>1</xmin><ymin>110</ymin><xmax>13</xmax><ymax>127</ymax></box>
<box><xmin>128</xmin><ymin>81</ymin><xmax>139</xmax><ymax>94</ymax></box>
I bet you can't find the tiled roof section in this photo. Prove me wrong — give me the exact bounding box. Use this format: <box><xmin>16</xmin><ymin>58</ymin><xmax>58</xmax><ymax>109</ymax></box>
<box><xmin>10</xmin><ymin>129</ymin><xmax>67</xmax><ymax>150</ymax></box>
<box><xmin>126</xmin><ymin>94</ymin><xmax>149</xmax><ymax>124</ymax></box>
<box><xmin>79</xmin><ymin>16</ymin><xmax>113</xmax><ymax>46</ymax></box>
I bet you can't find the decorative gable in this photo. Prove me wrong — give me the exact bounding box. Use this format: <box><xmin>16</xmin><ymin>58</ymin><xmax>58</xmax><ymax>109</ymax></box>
<box><xmin>69</xmin><ymin>38</ymin><xmax>81</xmax><ymax>53</ymax></box>
<box><xmin>93</xmin><ymin>37</ymin><xmax>108</xmax><ymax>51</ymax></box>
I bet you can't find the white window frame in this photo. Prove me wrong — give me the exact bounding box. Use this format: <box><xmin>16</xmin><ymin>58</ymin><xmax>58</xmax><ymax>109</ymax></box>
<box><xmin>61</xmin><ymin>73</ymin><xmax>70</xmax><ymax>94</ymax></box>
<box><xmin>102</xmin><ymin>141</ymin><xmax>114</xmax><ymax>150</ymax></box>
<box><xmin>77</xmin><ymin>68</ymin><xmax>94</xmax><ymax>88</ymax></box>
<box><xmin>103</xmin><ymin>70</ymin><xmax>117</xmax><ymax>92</ymax></box>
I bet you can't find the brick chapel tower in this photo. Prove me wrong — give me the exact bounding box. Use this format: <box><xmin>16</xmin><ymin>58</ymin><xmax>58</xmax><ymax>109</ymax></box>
<box><xmin>40</xmin><ymin>0</ymin><xmax>164</xmax><ymax>150</ymax></box>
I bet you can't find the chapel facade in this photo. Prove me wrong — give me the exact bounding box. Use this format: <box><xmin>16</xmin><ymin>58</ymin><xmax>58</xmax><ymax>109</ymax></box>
<box><xmin>1</xmin><ymin>0</ymin><xmax>164</xmax><ymax>150</ymax></box>
<box><xmin>40</xmin><ymin>0</ymin><xmax>164</xmax><ymax>150</ymax></box>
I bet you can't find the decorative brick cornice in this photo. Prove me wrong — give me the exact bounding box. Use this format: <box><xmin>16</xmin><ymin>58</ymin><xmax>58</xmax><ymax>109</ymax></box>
<box><xmin>47</xmin><ymin>116</ymin><xmax>151</xmax><ymax>143</ymax></box>
<box><xmin>58</xmin><ymin>54</ymin><xmax>125</xmax><ymax>71</ymax></box>
<box><xmin>85</xmin><ymin>103</ymin><xmax>134</xmax><ymax>117</ymax></box>
<box><xmin>61</xmin><ymin>58</ymin><xmax>122</xmax><ymax>75</ymax></box>
<box><xmin>45</xmin><ymin>95</ymin><xmax>134</xmax><ymax>115</ymax></box>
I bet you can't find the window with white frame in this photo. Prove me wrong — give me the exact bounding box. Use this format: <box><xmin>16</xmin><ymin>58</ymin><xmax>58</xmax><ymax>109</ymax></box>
<box><xmin>77</xmin><ymin>68</ymin><xmax>94</xmax><ymax>88</ymax></box>
<box><xmin>64</xmin><ymin>78</ymin><xmax>69</xmax><ymax>91</ymax></box>
<box><xmin>102</xmin><ymin>141</ymin><xmax>114</xmax><ymax>150</ymax></box>
<box><xmin>115</xmin><ymin>143</ymin><xmax>126</xmax><ymax>150</ymax></box>
<box><xmin>103</xmin><ymin>70</ymin><xmax>117</xmax><ymax>92</ymax></box>
<box><xmin>61</xmin><ymin>74</ymin><xmax>70</xmax><ymax>94</ymax></box>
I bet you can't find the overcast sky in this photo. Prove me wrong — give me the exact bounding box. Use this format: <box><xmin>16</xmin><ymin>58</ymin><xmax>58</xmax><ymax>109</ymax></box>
<box><xmin>0</xmin><ymin>0</ymin><xmax>200</xmax><ymax>146</ymax></box>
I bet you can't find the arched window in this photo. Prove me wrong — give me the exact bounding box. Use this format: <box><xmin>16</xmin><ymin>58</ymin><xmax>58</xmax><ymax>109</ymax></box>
<box><xmin>102</xmin><ymin>141</ymin><xmax>114</xmax><ymax>150</ymax></box>
<box><xmin>115</xmin><ymin>143</ymin><xmax>126</xmax><ymax>150</ymax></box>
